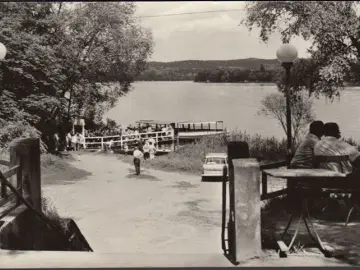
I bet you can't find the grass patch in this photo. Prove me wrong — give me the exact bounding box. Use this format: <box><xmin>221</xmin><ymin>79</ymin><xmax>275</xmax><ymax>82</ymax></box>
<box><xmin>41</xmin><ymin>153</ymin><xmax>91</xmax><ymax>185</ymax></box>
<box><xmin>41</xmin><ymin>196</ymin><xmax>69</xmax><ymax>233</ymax></box>
<box><xmin>0</xmin><ymin>148</ymin><xmax>90</xmax><ymax>186</ymax></box>
<box><xmin>118</xmin><ymin>131</ymin><xmax>287</xmax><ymax>175</ymax></box>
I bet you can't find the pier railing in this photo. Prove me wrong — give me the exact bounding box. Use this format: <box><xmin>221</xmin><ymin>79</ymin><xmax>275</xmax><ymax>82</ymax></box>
<box><xmin>176</xmin><ymin>121</ymin><xmax>224</xmax><ymax>132</ymax></box>
<box><xmin>84</xmin><ymin>130</ymin><xmax>175</xmax><ymax>150</ymax></box>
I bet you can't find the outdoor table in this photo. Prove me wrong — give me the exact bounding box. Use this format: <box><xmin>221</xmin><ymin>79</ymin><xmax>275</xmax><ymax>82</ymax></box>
<box><xmin>263</xmin><ymin>168</ymin><xmax>352</xmax><ymax>257</ymax></box>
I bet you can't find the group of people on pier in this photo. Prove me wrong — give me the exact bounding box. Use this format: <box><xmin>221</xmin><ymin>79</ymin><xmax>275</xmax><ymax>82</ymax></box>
<box><xmin>122</xmin><ymin>124</ymin><xmax>174</xmax><ymax>139</ymax></box>
<box><xmin>65</xmin><ymin>132</ymin><xmax>86</xmax><ymax>151</ymax></box>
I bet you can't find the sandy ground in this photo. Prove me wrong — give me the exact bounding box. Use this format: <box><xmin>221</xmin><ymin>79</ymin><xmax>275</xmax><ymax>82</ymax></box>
<box><xmin>43</xmin><ymin>152</ymin><xmax>225</xmax><ymax>254</ymax></box>
<box><xmin>40</xmin><ymin>152</ymin><xmax>352</xmax><ymax>267</ymax></box>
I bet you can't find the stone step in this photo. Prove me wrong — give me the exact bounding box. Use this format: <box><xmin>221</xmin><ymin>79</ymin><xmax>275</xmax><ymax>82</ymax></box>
<box><xmin>0</xmin><ymin>251</ymin><xmax>232</xmax><ymax>268</ymax></box>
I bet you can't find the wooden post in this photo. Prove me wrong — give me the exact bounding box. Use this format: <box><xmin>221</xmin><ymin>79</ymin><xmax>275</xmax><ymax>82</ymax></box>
<box><xmin>9</xmin><ymin>151</ymin><xmax>22</xmax><ymax>205</ymax></box>
<box><xmin>9</xmin><ymin>138</ymin><xmax>41</xmax><ymax>211</ymax></box>
<box><xmin>171</xmin><ymin>131</ymin><xmax>175</xmax><ymax>151</ymax></box>
<box><xmin>101</xmin><ymin>137</ymin><xmax>104</xmax><ymax>150</ymax></box>
<box><xmin>262</xmin><ymin>171</ymin><xmax>268</xmax><ymax>197</ymax></box>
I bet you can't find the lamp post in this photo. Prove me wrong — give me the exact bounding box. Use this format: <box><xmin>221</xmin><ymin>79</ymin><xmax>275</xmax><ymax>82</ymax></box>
<box><xmin>276</xmin><ymin>44</ymin><xmax>298</xmax><ymax>167</ymax></box>
<box><xmin>0</xmin><ymin>42</ymin><xmax>6</xmax><ymax>60</ymax></box>
<box><xmin>0</xmin><ymin>42</ymin><xmax>6</xmax><ymax>97</ymax></box>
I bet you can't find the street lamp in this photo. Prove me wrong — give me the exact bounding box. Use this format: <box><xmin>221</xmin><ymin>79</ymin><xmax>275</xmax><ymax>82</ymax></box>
<box><xmin>0</xmin><ymin>42</ymin><xmax>6</xmax><ymax>60</ymax></box>
<box><xmin>276</xmin><ymin>44</ymin><xmax>298</xmax><ymax>167</ymax></box>
<box><xmin>0</xmin><ymin>42</ymin><xmax>6</xmax><ymax>97</ymax></box>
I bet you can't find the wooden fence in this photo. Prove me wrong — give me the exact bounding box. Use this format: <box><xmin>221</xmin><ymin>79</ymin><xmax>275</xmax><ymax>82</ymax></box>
<box><xmin>0</xmin><ymin>159</ymin><xmax>22</xmax><ymax>217</ymax></box>
<box><xmin>0</xmin><ymin>138</ymin><xmax>93</xmax><ymax>251</ymax></box>
<box><xmin>84</xmin><ymin>130</ymin><xmax>175</xmax><ymax>151</ymax></box>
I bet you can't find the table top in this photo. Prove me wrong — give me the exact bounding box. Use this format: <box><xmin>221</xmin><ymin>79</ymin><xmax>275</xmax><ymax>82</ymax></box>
<box><xmin>263</xmin><ymin>168</ymin><xmax>347</xmax><ymax>179</ymax></box>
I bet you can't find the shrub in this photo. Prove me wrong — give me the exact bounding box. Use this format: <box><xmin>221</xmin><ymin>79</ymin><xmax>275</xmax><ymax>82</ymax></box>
<box><xmin>0</xmin><ymin>121</ymin><xmax>46</xmax><ymax>152</ymax></box>
<box><xmin>138</xmin><ymin>131</ymin><xmax>287</xmax><ymax>174</ymax></box>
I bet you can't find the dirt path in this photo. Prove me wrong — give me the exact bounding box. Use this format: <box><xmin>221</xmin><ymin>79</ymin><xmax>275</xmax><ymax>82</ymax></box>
<box><xmin>41</xmin><ymin>152</ymin><xmax>351</xmax><ymax>266</ymax></box>
<box><xmin>43</xmin><ymin>152</ymin><xmax>225</xmax><ymax>254</ymax></box>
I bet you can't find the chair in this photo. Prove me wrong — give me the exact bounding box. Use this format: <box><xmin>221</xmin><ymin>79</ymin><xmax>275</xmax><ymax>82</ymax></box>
<box><xmin>313</xmin><ymin>155</ymin><xmax>360</xmax><ymax>225</ymax></box>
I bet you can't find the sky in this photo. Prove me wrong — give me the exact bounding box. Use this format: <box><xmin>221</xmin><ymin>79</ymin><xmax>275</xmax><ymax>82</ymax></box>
<box><xmin>135</xmin><ymin>1</ymin><xmax>312</xmax><ymax>62</ymax></box>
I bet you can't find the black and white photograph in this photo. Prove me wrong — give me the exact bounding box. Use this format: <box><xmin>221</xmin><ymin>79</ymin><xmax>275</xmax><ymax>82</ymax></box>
<box><xmin>0</xmin><ymin>0</ymin><xmax>360</xmax><ymax>267</ymax></box>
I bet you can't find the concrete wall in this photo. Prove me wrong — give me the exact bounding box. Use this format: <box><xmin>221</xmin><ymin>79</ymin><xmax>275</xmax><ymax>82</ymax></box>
<box><xmin>0</xmin><ymin>205</ymin><xmax>92</xmax><ymax>251</ymax></box>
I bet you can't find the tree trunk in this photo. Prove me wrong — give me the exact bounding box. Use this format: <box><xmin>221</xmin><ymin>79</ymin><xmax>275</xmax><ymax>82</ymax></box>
<box><xmin>67</xmin><ymin>87</ymin><xmax>73</xmax><ymax>120</ymax></box>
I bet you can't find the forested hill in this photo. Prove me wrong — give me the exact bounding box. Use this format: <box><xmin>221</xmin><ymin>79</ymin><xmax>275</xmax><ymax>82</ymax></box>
<box><xmin>148</xmin><ymin>58</ymin><xmax>279</xmax><ymax>69</ymax></box>
<box><xmin>136</xmin><ymin>58</ymin><xmax>280</xmax><ymax>81</ymax></box>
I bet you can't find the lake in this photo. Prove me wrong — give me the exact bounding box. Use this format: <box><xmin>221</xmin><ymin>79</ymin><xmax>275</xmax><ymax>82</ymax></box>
<box><xmin>105</xmin><ymin>81</ymin><xmax>360</xmax><ymax>141</ymax></box>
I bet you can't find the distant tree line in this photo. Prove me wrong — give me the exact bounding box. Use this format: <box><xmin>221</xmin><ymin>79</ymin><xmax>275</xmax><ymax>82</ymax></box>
<box><xmin>194</xmin><ymin>65</ymin><xmax>278</xmax><ymax>83</ymax></box>
<box><xmin>136</xmin><ymin>64</ymin><xmax>279</xmax><ymax>82</ymax></box>
<box><xmin>136</xmin><ymin>68</ymin><xmax>197</xmax><ymax>81</ymax></box>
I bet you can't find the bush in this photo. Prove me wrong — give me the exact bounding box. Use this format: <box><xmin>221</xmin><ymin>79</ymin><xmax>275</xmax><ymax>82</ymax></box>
<box><xmin>0</xmin><ymin>121</ymin><xmax>47</xmax><ymax>152</ymax></box>
<box><xmin>136</xmin><ymin>131</ymin><xmax>287</xmax><ymax>174</ymax></box>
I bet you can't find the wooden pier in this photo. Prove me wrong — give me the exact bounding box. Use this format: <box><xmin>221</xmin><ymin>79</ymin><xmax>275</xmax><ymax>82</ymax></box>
<box><xmin>83</xmin><ymin>120</ymin><xmax>227</xmax><ymax>154</ymax></box>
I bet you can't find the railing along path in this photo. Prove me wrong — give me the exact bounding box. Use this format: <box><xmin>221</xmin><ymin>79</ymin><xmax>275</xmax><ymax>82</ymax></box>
<box><xmin>84</xmin><ymin>130</ymin><xmax>175</xmax><ymax>151</ymax></box>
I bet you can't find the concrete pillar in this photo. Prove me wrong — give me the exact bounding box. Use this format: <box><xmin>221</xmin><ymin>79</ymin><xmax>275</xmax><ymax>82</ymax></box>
<box><xmin>232</xmin><ymin>158</ymin><xmax>261</xmax><ymax>262</ymax></box>
<box><xmin>9</xmin><ymin>138</ymin><xmax>41</xmax><ymax>211</ymax></box>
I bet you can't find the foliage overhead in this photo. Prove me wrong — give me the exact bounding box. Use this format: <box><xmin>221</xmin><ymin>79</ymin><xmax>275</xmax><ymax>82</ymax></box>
<box><xmin>242</xmin><ymin>1</ymin><xmax>360</xmax><ymax>99</ymax></box>
<box><xmin>0</xmin><ymin>2</ymin><xmax>153</xmax><ymax>151</ymax></box>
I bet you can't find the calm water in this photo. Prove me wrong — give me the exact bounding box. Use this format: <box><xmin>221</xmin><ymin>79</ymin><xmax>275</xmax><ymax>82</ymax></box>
<box><xmin>106</xmin><ymin>81</ymin><xmax>360</xmax><ymax>141</ymax></box>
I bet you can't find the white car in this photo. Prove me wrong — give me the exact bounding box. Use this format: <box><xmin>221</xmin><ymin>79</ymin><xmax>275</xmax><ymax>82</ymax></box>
<box><xmin>201</xmin><ymin>153</ymin><xmax>228</xmax><ymax>180</ymax></box>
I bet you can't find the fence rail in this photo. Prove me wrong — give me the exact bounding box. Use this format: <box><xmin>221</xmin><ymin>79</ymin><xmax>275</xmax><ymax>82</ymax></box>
<box><xmin>0</xmin><ymin>138</ymin><xmax>93</xmax><ymax>251</ymax></box>
<box><xmin>0</xmin><ymin>159</ymin><xmax>22</xmax><ymax>213</ymax></box>
<box><xmin>259</xmin><ymin>160</ymin><xmax>288</xmax><ymax>201</ymax></box>
<box><xmin>0</xmin><ymin>160</ymin><xmax>10</xmax><ymax>166</ymax></box>
<box><xmin>84</xmin><ymin>130</ymin><xmax>175</xmax><ymax>151</ymax></box>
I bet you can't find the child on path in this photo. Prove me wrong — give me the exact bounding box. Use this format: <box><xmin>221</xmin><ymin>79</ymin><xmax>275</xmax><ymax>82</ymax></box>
<box><xmin>133</xmin><ymin>147</ymin><xmax>143</xmax><ymax>175</ymax></box>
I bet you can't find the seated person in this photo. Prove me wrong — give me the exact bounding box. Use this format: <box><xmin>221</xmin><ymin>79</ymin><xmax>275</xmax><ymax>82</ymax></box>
<box><xmin>290</xmin><ymin>120</ymin><xmax>324</xmax><ymax>168</ymax></box>
<box><xmin>314</xmin><ymin>122</ymin><xmax>360</xmax><ymax>175</ymax></box>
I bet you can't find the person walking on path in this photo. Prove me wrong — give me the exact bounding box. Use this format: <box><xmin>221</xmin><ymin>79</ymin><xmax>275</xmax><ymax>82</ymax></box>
<box><xmin>133</xmin><ymin>147</ymin><xmax>143</xmax><ymax>175</ymax></box>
